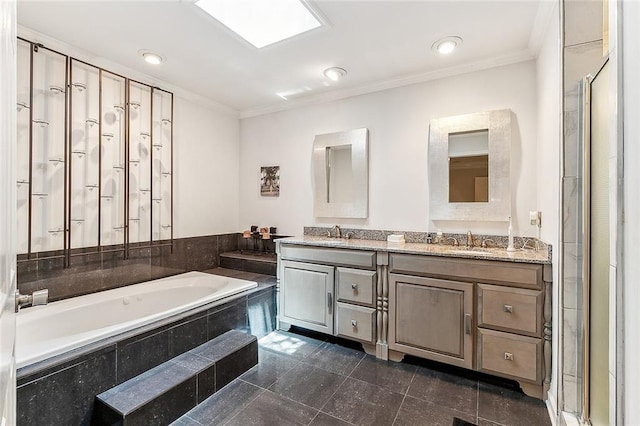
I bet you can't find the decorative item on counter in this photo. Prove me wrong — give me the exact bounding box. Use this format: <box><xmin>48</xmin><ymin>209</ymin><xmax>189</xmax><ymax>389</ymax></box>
<box><xmin>258</xmin><ymin>227</ymin><xmax>269</xmax><ymax>239</ymax></box>
<box><xmin>260</xmin><ymin>166</ymin><xmax>280</xmax><ymax>196</ymax></box>
<box><xmin>507</xmin><ymin>216</ymin><xmax>516</xmax><ymax>252</ymax></box>
<box><xmin>270</xmin><ymin>227</ymin><xmax>277</xmax><ymax>234</ymax></box>
<box><xmin>387</xmin><ymin>234</ymin><xmax>405</xmax><ymax>245</ymax></box>
<box><xmin>242</xmin><ymin>230</ymin><xmax>251</xmax><ymax>238</ymax></box>
<box><xmin>250</xmin><ymin>225</ymin><xmax>258</xmax><ymax>233</ymax></box>
<box><xmin>436</xmin><ymin>229</ymin><xmax>443</xmax><ymax>245</ymax></box>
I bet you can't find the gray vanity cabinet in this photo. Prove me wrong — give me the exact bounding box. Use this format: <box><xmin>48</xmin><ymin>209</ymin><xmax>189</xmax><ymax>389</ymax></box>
<box><xmin>280</xmin><ymin>260</ymin><xmax>335</xmax><ymax>334</ymax></box>
<box><xmin>278</xmin><ymin>245</ymin><xmax>377</xmax><ymax>342</ymax></box>
<box><xmin>388</xmin><ymin>274</ymin><xmax>474</xmax><ymax>369</ymax></box>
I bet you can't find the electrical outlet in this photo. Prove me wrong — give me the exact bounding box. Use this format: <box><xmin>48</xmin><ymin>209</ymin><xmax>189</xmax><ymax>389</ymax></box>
<box><xmin>529</xmin><ymin>211</ymin><xmax>542</xmax><ymax>227</ymax></box>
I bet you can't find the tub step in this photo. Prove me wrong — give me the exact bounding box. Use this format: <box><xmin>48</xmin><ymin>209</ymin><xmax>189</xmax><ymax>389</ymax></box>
<box><xmin>93</xmin><ymin>330</ymin><xmax>257</xmax><ymax>425</ymax></box>
<box><xmin>220</xmin><ymin>251</ymin><xmax>277</xmax><ymax>276</ymax></box>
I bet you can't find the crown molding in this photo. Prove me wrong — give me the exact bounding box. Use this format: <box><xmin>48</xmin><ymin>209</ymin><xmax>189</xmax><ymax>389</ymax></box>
<box><xmin>239</xmin><ymin>49</ymin><xmax>535</xmax><ymax>119</ymax></box>
<box><xmin>18</xmin><ymin>25</ymin><xmax>239</xmax><ymax>117</ymax></box>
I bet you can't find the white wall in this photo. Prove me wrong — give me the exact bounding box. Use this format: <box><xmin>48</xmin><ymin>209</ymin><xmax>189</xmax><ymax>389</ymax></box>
<box><xmin>622</xmin><ymin>1</ymin><xmax>640</xmax><ymax>423</ymax></box>
<box><xmin>535</xmin><ymin>1</ymin><xmax>561</xmax><ymax>414</ymax></box>
<box><xmin>239</xmin><ymin>60</ymin><xmax>539</xmax><ymax>237</ymax></box>
<box><xmin>173</xmin><ymin>96</ymin><xmax>240</xmax><ymax>237</ymax></box>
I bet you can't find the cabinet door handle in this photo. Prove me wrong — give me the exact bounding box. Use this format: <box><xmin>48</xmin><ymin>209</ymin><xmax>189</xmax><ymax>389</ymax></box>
<box><xmin>464</xmin><ymin>313</ymin><xmax>472</xmax><ymax>335</ymax></box>
<box><xmin>351</xmin><ymin>283</ymin><xmax>358</xmax><ymax>290</ymax></box>
<box><xmin>327</xmin><ymin>292</ymin><xmax>333</xmax><ymax>314</ymax></box>
<box><xmin>351</xmin><ymin>320</ymin><xmax>357</xmax><ymax>328</ymax></box>
<box><xmin>504</xmin><ymin>352</ymin><xmax>514</xmax><ymax>361</ymax></box>
<box><xmin>503</xmin><ymin>304</ymin><xmax>513</xmax><ymax>313</ymax></box>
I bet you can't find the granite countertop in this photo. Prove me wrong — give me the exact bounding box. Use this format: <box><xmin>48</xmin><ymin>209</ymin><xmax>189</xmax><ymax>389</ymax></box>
<box><xmin>277</xmin><ymin>235</ymin><xmax>551</xmax><ymax>264</ymax></box>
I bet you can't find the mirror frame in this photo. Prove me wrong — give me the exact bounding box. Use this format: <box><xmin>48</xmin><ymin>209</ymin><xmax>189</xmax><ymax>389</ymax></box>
<box><xmin>428</xmin><ymin>109</ymin><xmax>511</xmax><ymax>221</ymax></box>
<box><xmin>313</xmin><ymin>128</ymin><xmax>369</xmax><ymax>218</ymax></box>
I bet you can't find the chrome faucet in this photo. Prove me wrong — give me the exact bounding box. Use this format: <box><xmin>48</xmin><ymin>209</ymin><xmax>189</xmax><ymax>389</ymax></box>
<box><xmin>466</xmin><ymin>231</ymin><xmax>473</xmax><ymax>248</ymax></box>
<box><xmin>481</xmin><ymin>238</ymin><xmax>496</xmax><ymax>248</ymax></box>
<box><xmin>332</xmin><ymin>225</ymin><xmax>341</xmax><ymax>239</ymax></box>
<box><xmin>521</xmin><ymin>238</ymin><xmax>540</xmax><ymax>251</ymax></box>
<box><xmin>444</xmin><ymin>237</ymin><xmax>459</xmax><ymax>246</ymax></box>
<box><xmin>15</xmin><ymin>289</ymin><xmax>48</xmax><ymax>313</ymax></box>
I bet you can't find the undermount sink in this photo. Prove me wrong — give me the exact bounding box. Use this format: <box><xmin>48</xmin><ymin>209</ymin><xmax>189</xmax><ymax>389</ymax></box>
<box><xmin>449</xmin><ymin>249</ymin><xmax>491</xmax><ymax>256</ymax></box>
<box><xmin>315</xmin><ymin>238</ymin><xmax>347</xmax><ymax>245</ymax></box>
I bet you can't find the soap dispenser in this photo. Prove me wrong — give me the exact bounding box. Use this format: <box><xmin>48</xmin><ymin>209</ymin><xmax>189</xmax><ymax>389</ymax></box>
<box><xmin>507</xmin><ymin>216</ymin><xmax>516</xmax><ymax>252</ymax></box>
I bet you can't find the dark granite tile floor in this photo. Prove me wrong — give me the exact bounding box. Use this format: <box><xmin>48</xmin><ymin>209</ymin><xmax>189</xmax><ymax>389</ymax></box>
<box><xmin>173</xmin><ymin>329</ymin><xmax>551</xmax><ymax>426</ymax></box>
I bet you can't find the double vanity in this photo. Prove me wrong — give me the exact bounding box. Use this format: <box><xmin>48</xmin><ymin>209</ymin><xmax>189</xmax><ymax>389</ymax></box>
<box><xmin>276</xmin><ymin>235</ymin><xmax>552</xmax><ymax>399</ymax></box>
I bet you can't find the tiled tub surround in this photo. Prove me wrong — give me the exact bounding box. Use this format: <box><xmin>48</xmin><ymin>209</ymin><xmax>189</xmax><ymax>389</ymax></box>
<box><xmin>16</xmin><ymin>268</ymin><xmax>276</xmax><ymax>426</ymax></box>
<box><xmin>16</xmin><ymin>233</ymin><xmax>241</xmax><ymax>302</ymax></box>
<box><xmin>277</xmin><ymin>235</ymin><xmax>552</xmax><ymax>400</ymax></box>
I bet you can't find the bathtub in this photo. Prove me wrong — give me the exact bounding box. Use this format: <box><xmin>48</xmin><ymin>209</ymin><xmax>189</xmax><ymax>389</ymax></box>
<box><xmin>16</xmin><ymin>271</ymin><xmax>257</xmax><ymax>369</ymax></box>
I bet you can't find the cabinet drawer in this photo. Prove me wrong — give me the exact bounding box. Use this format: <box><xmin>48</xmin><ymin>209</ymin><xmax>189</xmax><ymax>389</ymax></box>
<box><xmin>478</xmin><ymin>284</ymin><xmax>542</xmax><ymax>337</ymax></box>
<box><xmin>389</xmin><ymin>253</ymin><xmax>543</xmax><ymax>289</ymax></box>
<box><xmin>337</xmin><ymin>268</ymin><xmax>376</xmax><ymax>306</ymax></box>
<box><xmin>477</xmin><ymin>329</ymin><xmax>542</xmax><ymax>383</ymax></box>
<box><xmin>280</xmin><ymin>244</ymin><xmax>376</xmax><ymax>269</ymax></box>
<box><xmin>336</xmin><ymin>302</ymin><xmax>376</xmax><ymax>344</ymax></box>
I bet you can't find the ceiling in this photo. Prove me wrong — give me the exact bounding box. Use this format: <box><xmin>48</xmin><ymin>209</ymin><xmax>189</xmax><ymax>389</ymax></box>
<box><xmin>17</xmin><ymin>0</ymin><xmax>547</xmax><ymax>116</ymax></box>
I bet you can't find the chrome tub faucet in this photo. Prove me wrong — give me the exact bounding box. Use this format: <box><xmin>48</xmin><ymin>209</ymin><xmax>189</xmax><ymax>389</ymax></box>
<box><xmin>15</xmin><ymin>288</ymin><xmax>48</xmax><ymax>312</ymax></box>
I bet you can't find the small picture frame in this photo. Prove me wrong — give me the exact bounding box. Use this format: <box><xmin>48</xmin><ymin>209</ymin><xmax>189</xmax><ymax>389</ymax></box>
<box><xmin>260</xmin><ymin>166</ymin><xmax>280</xmax><ymax>197</ymax></box>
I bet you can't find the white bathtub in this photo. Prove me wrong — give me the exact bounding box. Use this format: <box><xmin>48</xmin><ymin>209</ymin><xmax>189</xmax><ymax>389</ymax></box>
<box><xmin>16</xmin><ymin>271</ymin><xmax>257</xmax><ymax>369</ymax></box>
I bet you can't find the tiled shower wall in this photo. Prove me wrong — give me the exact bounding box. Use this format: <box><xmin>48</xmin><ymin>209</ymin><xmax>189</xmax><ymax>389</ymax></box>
<box><xmin>561</xmin><ymin>0</ymin><xmax>605</xmax><ymax>415</ymax></box>
<box><xmin>16</xmin><ymin>233</ymin><xmax>241</xmax><ymax>302</ymax></box>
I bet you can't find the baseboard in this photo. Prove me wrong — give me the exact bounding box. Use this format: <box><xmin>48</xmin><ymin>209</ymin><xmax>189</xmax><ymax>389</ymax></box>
<box><xmin>547</xmin><ymin>391</ymin><xmax>558</xmax><ymax>426</ymax></box>
<box><xmin>561</xmin><ymin>410</ymin><xmax>587</xmax><ymax>426</ymax></box>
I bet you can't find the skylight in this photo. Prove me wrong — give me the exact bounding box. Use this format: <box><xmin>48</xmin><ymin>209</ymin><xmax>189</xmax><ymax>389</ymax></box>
<box><xmin>195</xmin><ymin>0</ymin><xmax>322</xmax><ymax>48</ymax></box>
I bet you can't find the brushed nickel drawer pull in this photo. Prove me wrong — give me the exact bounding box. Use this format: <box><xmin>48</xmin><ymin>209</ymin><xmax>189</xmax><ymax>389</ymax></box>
<box><xmin>351</xmin><ymin>283</ymin><xmax>358</xmax><ymax>290</ymax></box>
<box><xmin>504</xmin><ymin>352</ymin><xmax>514</xmax><ymax>361</ymax></box>
<box><xmin>503</xmin><ymin>304</ymin><xmax>514</xmax><ymax>313</ymax></box>
<box><xmin>464</xmin><ymin>314</ymin><xmax>472</xmax><ymax>335</ymax></box>
<box><xmin>351</xmin><ymin>320</ymin><xmax>357</xmax><ymax>328</ymax></box>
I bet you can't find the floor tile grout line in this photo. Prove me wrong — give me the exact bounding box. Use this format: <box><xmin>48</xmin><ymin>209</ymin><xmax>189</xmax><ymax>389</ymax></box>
<box><xmin>346</xmin><ymin>351</ymin><xmax>366</xmax><ymax>379</ymax></box>
<box><xmin>244</xmin><ymin>354</ymin><xmax>302</xmax><ymax>390</ymax></box>
<box><xmin>316</xmin><ymin>374</ymin><xmax>350</xmax><ymax>414</ymax></box>
<box><xmin>298</xmin><ymin>348</ymin><xmax>365</xmax><ymax>377</ymax></box>
<box><xmin>477</xmin><ymin>416</ymin><xmax>507</xmax><ymax>426</ymax></box>
<box><xmin>391</xmin><ymin>392</ymin><xmax>409</xmax><ymax>425</ymax></box>
<box><xmin>405</xmin><ymin>366</ymin><xmax>418</xmax><ymax>397</ymax></box>
<box><xmin>258</xmin><ymin>383</ymin><xmax>343</xmax><ymax>416</ymax></box>
<box><xmin>220</xmin><ymin>386</ymin><xmax>267</xmax><ymax>426</ymax></box>
<box><xmin>316</xmin><ymin>411</ymin><xmax>358</xmax><ymax>426</ymax></box>
<box><xmin>306</xmin><ymin>410</ymin><xmax>321</xmax><ymax>426</ymax></box>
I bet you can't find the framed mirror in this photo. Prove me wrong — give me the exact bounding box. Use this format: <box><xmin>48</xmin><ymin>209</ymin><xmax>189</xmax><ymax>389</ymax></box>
<box><xmin>428</xmin><ymin>109</ymin><xmax>511</xmax><ymax>221</ymax></box>
<box><xmin>313</xmin><ymin>128</ymin><xmax>368</xmax><ymax>218</ymax></box>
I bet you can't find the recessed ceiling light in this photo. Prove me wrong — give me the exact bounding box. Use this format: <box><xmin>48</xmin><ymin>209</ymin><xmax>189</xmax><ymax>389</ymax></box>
<box><xmin>195</xmin><ymin>0</ymin><xmax>322</xmax><ymax>49</ymax></box>
<box><xmin>323</xmin><ymin>67</ymin><xmax>347</xmax><ymax>81</ymax></box>
<box><xmin>432</xmin><ymin>36</ymin><xmax>463</xmax><ymax>55</ymax></box>
<box><xmin>139</xmin><ymin>50</ymin><xmax>163</xmax><ymax>65</ymax></box>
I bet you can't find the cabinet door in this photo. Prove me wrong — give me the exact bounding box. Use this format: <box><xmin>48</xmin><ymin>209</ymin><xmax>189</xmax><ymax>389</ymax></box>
<box><xmin>279</xmin><ymin>260</ymin><xmax>334</xmax><ymax>334</ymax></box>
<box><xmin>389</xmin><ymin>274</ymin><xmax>474</xmax><ymax>369</ymax></box>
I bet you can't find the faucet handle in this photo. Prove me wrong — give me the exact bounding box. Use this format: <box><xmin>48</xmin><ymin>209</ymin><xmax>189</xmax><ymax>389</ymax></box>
<box><xmin>32</xmin><ymin>289</ymin><xmax>49</xmax><ymax>306</ymax></box>
<box><xmin>481</xmin><ymin>238</ymin><xmax>495</xmax><ymax>248</ymax></box>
